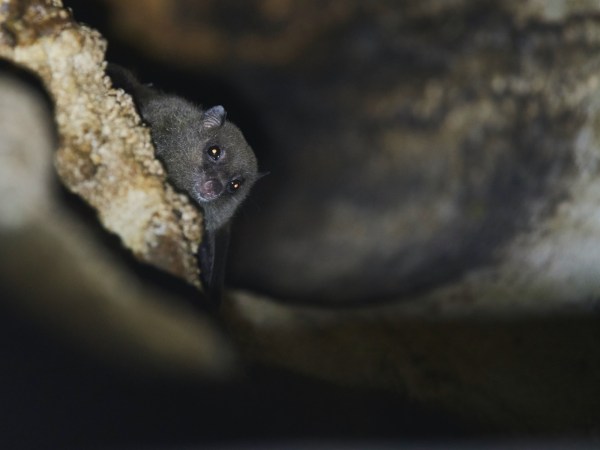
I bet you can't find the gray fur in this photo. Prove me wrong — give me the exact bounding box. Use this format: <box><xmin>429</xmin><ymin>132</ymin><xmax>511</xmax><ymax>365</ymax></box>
<box><xmin>108</xmin><ymin>64</ymin><xmax>258</xmax><ymax>232</ymax></box>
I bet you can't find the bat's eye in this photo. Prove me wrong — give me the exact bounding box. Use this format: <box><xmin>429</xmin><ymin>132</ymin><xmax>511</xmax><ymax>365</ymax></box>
<box><xmin>207</xmin><ymin>145</ymin><xmax>221</xmax><ymax>160</ymax></box>
<box><xmin>227</xmin><ymin>178</ymin><xmax>243</xmax><ymax>193</ymax></box>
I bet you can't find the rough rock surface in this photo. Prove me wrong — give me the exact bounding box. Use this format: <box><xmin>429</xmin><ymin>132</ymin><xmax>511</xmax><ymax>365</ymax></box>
<box><xmin>0</xmin><ymin>0</ymin><xmax>203</xmax><ymax>287</ymax></box>
<box><xmin>0</xmin><ymin>0</ymin><xmax>236</xmax><ymax>378</ymax></box>
<box><xmin>0</xmin><ymin>69</ymin><xmax>235</xmax><ymax>377</ymax></box>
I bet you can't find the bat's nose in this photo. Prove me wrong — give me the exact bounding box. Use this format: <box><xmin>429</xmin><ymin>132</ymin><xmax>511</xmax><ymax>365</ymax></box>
<box><xmin>198</xmin><ymin>179</ymin><xmax>224</xmax><ymax>201</ymax></box>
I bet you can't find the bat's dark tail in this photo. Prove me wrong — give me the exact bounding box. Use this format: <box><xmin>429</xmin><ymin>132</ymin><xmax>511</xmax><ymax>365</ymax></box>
<box><xmin>198</xmin><ymin>224</ymin><xmax>231</xmax><ymax>308</ymax></box>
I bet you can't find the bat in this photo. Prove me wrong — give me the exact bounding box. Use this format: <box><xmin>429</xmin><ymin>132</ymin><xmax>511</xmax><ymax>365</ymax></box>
<box><xmin>107</xmin><ymin>64</ymin><xmax>259</xmax><ymax>303</ymax></box>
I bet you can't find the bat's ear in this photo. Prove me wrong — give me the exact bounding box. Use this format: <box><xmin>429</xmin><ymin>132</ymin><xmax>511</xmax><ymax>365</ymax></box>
<box><xmin>257</xmin><ymin>171</ymin><xmax>270</xmax><ymax>180</ymax></box>
<box><xmin>202</xmin><ymin>105</ymin><xmax>226</xmax><ymax>129</ymax></box>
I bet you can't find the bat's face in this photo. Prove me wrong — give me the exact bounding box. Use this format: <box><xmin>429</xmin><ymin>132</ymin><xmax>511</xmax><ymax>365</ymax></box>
<box><xmin>195</xmin><ymin>124</ymin><xmax>257</xmax><ymax>201</ymax></box>
<box><xmin>196</xmin><ymin>122</ymin><xmax>257</xmax><ymax>204</ymax></box>
<box><xmin>147</xmin><ymin>102</ymin><xmax>259</xmax><ymax>232</ymax></box>
<box><xmin>184</xmin><ymin>106</ymin><xmax>259</xmax><ymax>231</ymax></box>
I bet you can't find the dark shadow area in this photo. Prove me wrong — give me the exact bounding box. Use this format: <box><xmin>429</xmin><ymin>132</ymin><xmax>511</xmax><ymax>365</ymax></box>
<box><xmin>55</xmin><ymin>184</ymin><xmax>215</xmax><ymax>315</ymax></box>
<box><xmin>0</xmin><ymin>300</ymin><xmax>472</xmax><ymax>449</ymax></box>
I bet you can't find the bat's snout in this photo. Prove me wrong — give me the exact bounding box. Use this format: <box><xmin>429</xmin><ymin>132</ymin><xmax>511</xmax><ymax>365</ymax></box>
<box><xmin>197</xmin><ymin>178</ymin><xmax>223</xmax><ymax>201</ymax></box>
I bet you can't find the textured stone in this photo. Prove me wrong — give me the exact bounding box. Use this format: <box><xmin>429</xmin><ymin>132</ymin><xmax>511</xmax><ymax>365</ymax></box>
<box><xmin>0</xmin><ymin>69</ymin><xmax>235</xmax><ymax>378</ymax></box>
<box><xmin>0</xmin><ymin>0</ymin><xmax>237</xmax><ymax>379</ymax></box>
<box><xmin>0</xmin><ymin>0</ymin><xmax>203</xmax><ymax>287</ymax></box>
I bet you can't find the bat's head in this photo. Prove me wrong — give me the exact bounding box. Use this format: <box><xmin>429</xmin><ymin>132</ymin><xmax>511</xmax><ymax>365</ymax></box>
<box><xmin>145</xmin><ymin>98</ymin><xmax>260</xmax><ymax>232</ymax></box>
<box><xmin>190</xmin><ymin>105</ymin><xmax>259</xmax><ymax>231</ymax></box>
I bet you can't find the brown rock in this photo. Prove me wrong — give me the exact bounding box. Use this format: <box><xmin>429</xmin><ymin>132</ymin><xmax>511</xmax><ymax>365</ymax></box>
<box><xmin>0</xmin><ymin>0</ymin><xmax>235</xmax><ymax>378</ymax></box>
<box><xmin>1</xmin><ymin>0</ymin><xmax>203</xmax><ymax>287</ymax></box>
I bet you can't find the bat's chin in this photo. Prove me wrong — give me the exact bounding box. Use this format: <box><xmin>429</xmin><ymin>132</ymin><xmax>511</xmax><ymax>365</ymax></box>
<box><xmin>195</xmin><ymin>192</ymin><xmax>220</xmax><ymax>202</ymax></box>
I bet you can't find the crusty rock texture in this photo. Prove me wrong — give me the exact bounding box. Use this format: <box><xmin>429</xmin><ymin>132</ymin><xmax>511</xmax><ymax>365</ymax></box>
<box><xmin>224</xmin><ymin>289</ymin><xmax>600</xmax><ymax>432</ymax></box>
<box><xmin>0</xmin><ymin>69</ymin><xmax>235</xmax><ymax>378</ymax></box>
<box><xmin>0</xmin><ymin>0</ymin><xmax>203</xmax><ymax>287</ymax></box>
<box><xmin>0</xmin><ymin>0</ymin><xmax>237</xmax><ymax>380</ymax></box>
